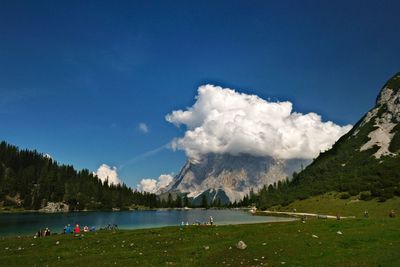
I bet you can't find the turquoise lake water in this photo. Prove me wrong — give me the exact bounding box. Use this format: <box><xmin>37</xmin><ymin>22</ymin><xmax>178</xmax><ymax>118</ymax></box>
<box><xmin>0</xmin><ymin>209</ymin><xmax>293</xmax><ymax>236</ymax></box>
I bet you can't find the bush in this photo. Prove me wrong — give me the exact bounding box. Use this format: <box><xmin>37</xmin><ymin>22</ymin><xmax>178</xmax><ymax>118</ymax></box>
<box><xmin>3</xmin><ymin>198</ymin><xmax>17</xmax><ymax>207</ymax></box>
<box><xmin>378</xmin><ymin>196</ymin><xmax>387</xmax><ymax>202</ymax></box>
<box><xmin>371</xmin><ymin>187</ymin><xmax>381</xmax><ymax>197</ymax></box>
<box><xmin>349</xmin><ymin>189</ymin><xmax>359</xmax><ymax>196</ymax></box>
<box><xmin>359</xmin><ymin>191</ymin><xmax>372</xmax><ymax>201</ymax></box>
<box><xmin>297</xmin><ymin>194</ymin><xmax>308</xmax><ymax>200</ymax></box>
<box><xmin>339</xmin><ymin>192</ymin><xmax>351</xmax><ymax>199</ymax></box>
<box><xmin>394</xmin><ymin>187</ymin><xmax>400</xmax><ymax>196</ymax></box>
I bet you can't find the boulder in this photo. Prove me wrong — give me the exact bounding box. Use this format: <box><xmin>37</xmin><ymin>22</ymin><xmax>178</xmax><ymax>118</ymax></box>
<box><xmin>39</xmin><ymin>202</ymin><xmax>69</xmax><ymax>213</ymax></box>
<box><xmin>236</xmin><ymin>241</ymin><xmax>247</xmax><ymax>250</ymax></box>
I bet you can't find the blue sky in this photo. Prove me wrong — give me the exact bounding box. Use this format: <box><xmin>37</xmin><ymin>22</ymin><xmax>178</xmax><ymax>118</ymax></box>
<box><xmin>1</xmin><ymin>0</ymin><xmax>399</xmax><ymax>188</ymax></box>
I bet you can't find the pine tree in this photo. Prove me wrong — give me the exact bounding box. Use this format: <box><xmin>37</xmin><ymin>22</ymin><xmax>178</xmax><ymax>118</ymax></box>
<box><xmin>201</xmin><ymin>194</ymin><xmax>208</xmax><ymax>209</ymax></box>
<box><xmin>167</xmin><ymin>193</ymin><xmax>173</xmax><ymax>208</ymax></box>
<box><xmin>175</xmin><ymin>195</ymin><xmax>182</xmax><ymax>208</ymax></box>
<box><xmin>183</xmin><ymin>195</ymin><xmax>189</xmax><ymax>207</ymax></box>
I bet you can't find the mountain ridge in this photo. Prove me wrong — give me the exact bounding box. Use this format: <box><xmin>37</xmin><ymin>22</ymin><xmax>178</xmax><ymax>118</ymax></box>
<box><xmin>253</xmin><ymin>72</ymin><xmax>400</xmax><ymax>208</ymax></box>
<box><xmin>163</xmin><ymin>152</ymin><xmax>310</xmax><ymax>203</ymax></box>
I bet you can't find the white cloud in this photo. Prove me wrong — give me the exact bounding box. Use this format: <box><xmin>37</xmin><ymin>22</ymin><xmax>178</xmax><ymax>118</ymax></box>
<box><xmin>158</xmin><ymin>174</ymin><xmax>174</xmax><ymax>188</ymax></box>
<box><xmin>137</xmin><ymin>179</ymin><xmax>157</xmax><ymax>193</ymax></box>
<box><xmin>138</xmin><ymin>122</ymin><xmax>149</xmax><ymax>133</ymax></box>
<box><xmin>43</xmin><ymin>153</ymin><xmax>52</xmax><ymax>159</ymax></box>
<box><xmin>95</xmin><ymin>164</ymin><xmax>122</xmax><ymax>185</ymax></box>
<box><xmin>137</xmin><ymin>174</ymin><xmax>174</xmax><ymax>193</ymax></box>
<box><xmin>166</xmin><ymin>84</ymin><xmax>352</xmax><ymax>160</ymax></box>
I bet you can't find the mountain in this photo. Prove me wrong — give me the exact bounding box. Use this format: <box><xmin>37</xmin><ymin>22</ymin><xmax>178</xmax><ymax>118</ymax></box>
<box><xmin>163</xmin><ymin>153</ymin><xmax>310</xmax><ymax>204</ymax></box>
<box><xmin>255</xmin><ymin>72</ymin><xmax>400</xmax><ymax>208</ymax></box>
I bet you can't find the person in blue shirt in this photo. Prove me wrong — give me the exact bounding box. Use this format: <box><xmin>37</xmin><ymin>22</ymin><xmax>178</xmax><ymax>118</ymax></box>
<box><xmin>65</xmin><ymin>224</ymin><xmax>71</xmax><ymax>234</ymax></box>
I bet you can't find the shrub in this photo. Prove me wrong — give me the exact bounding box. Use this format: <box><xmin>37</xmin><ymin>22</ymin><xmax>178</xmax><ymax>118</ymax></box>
<box><xmin>378</xmin><ymin>196</ymin><xmax>387</xmax><ymax>202</ymax></box>
<box><xmin>394</xmin><ymin>187</ymin><xmax>400</xmax><ymax>196</ymax></box>
<box><xmin>339</xmin><ymin>192</ymin><xmax>351</xmax><ymax>199</ymax></box>
<box><xmin>298</xmin><ymin>194</ymin><xmax>308</xmax><ymax>200</ymax></box>
<box><xmin>359</xmin><ymin>191</ymin><xmax>372</xmax><ymax>201</ymax></box>
<box><xmin>349</xmin><ymin>189</ymin><xmax>359</xmax><ymax>196</ymax></box>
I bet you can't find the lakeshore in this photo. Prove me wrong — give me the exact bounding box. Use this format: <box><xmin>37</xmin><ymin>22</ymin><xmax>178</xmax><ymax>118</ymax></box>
<box><xmin>0</xmin><ymin>217</ymin><xmax>399</xmax><ymax>267</ymax></box>
<box><xmin>1</xmin><ymin>196</ymin><xmax>399</xmax><ymax>266</ymax></box>
<box><xmin>0</xmin><ymin>209</ymin><xmax>293</xmax><ymax>237</ymax></box>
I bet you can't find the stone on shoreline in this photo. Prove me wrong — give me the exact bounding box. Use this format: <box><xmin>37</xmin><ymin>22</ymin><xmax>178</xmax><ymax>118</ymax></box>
<box><xmin>39</xmin><ymin>202</ymin><xmax>69</xmax><ymax>213</ymax></box>
<box><xmin>236</xmin><ymin>240</ymin><xmax>247</xmax><ymax>250</ymax></box>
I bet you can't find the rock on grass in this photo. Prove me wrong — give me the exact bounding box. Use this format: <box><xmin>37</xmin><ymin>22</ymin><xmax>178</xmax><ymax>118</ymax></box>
<box><xmin>236</xmin><ymin>241</ymin><xmax>247</xmax><ymax>250</ymax></box>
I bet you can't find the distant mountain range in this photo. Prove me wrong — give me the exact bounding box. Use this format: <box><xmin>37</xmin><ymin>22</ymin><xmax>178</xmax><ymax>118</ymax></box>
<box><xmin>161</xmin><ymin>152</ymin><xmax>310</xmax><ymax>204</ymax></box>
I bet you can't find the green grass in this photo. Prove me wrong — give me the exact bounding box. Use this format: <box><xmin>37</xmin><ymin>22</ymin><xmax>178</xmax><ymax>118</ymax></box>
<box><xmin>1</xmin><ymin>216</ymin><xmax>400</xmax><ymax>266</ymax></box>
<box><xmin>0</xmin><ymin>207</ymin><xmax>34</xmax><ymax>213</ymax></box>
<box><xmin>271</xmin><ymin>193</ymin><xmax>400</xmax><ymax>218</ymax></box>
<box><xmin>1</xmin><ymin>195</ymin><xmax>400</xmax><ymax>266</ymax></box>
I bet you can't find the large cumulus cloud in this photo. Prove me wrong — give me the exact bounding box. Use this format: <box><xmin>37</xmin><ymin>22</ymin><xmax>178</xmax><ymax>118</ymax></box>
<box><xmin>166</xmin><ymin>85</ymin><xmax>352</xmax><ymax>160</ymax></box>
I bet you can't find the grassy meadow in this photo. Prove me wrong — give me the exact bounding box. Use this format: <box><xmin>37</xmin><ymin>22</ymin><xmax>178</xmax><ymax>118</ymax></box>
<box><xmin>0</xmin><ymin>205</ymin><xmax>399</xmax><ymax>266</ymax></box>
<box><xmin>270</xmin><ymin>193</ymin><xmax>400</xmax><ymax>219</ymax></box>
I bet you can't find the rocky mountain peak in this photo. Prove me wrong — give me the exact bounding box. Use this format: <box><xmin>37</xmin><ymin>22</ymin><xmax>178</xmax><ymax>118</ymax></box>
<box><xmin>356</xmin><ymin>72</ymin><xmax>400</xmax><ymax>158</ymax></box>
<box><xmin>377</xmin><ymin>72</ymin><xmax>400</xmax><ymax>98</ymax></box>
<box><xmin>376</xmin><ymin>72</ymin><xmax>400</xmax><ymax>112</ymax></box>
<box><xmin>163</xmin><ymin>153</ymin><xmax>310</xmax><ymax>203</ymax></box>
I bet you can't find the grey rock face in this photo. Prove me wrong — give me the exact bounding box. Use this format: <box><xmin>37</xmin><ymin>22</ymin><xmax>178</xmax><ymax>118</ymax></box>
<box><xmin>164</xmin><ymin>153</ymin><xmax>310</xmax><ymax>203</ymax></box>
<box><xmin>39</xmin><ymin>202</ymin><xmax>69</xmax><ymax>213</ymax></box>
<box><xmin>356</xmin><ymin>73</ymin><xmax>400</xmax><ymax>158</ymax></box>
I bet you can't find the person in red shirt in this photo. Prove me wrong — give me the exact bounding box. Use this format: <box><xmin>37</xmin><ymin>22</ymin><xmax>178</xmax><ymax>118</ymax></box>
<box><xmin>74</xmin><ymin>224</ymin><xmax>81</xmax><ymax>234</ymax></box>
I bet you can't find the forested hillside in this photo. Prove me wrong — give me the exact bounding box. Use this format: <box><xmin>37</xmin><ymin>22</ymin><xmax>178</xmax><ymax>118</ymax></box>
<box><xmin>0</xmin><ymin>141</ymin><xmax>158</xmax><ymax>210</ymax></box>
<box><xmin>250</xmin><ymin>73</ymin><xmax>400</xmax><ymax>209</ymax></box>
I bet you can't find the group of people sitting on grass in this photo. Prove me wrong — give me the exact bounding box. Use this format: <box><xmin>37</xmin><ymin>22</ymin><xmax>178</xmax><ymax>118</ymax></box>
<box><xmin>35</xmin><ymin>224</ymin><xmax>96</xmax><ymax>237</ymax></box>
<box><xmin>180</xmin><ymin>216</ymin><xmax>214</xmax><ymax>229</ymax></box>
<box><xmin>35</xmin><ymin>223</ymin><xmax>120</xmax><ymax>237</ymax></box>
<box><xmin>194</xmin><ymin>215</ymin><xmax>214</xmax><ymax>226</ymax></box>
<box><xmin>63</xmin><ymin>224</ymin><xmax>96</xmax><ymax>235</ymax></box>
<box><xmin>36</xmin><ymin>227</ymin><xmax>51</xmax><ymax>237</ymax></box>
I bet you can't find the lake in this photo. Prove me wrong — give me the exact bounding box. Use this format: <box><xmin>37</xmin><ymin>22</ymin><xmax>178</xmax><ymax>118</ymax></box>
<box><xmin>0</xmin><ymin>209</ymin><xmax>293</xmax><ymax>236</ymax></box>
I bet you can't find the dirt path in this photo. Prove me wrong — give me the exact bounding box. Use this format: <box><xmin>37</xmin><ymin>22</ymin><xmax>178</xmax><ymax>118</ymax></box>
<box><xmin>260</xmin><ymin>210</ymin><xmax>355</xmax><ymax>219</ymax></box>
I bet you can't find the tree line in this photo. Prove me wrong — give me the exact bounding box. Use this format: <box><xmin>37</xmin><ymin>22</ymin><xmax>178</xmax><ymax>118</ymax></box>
<box><xmin>0</xmin><ymin>141</ymin><xmax>162</xmax><ymax>210</ymax></box>
<box><xmin>0</xmin><ymin>141</ymin><xmax>229</xmax><ymax>210</ymax></box>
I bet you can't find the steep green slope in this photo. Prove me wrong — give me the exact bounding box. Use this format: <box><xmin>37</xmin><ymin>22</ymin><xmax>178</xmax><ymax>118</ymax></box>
<box><xmin>256</xmin><ymin>72</ymin><xmax>400</xmax><ymax>208</ymax></box>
